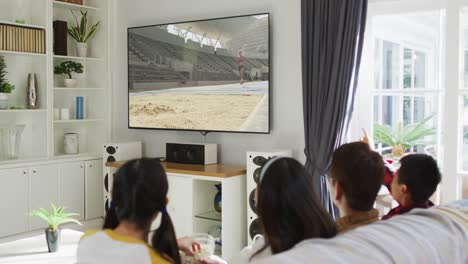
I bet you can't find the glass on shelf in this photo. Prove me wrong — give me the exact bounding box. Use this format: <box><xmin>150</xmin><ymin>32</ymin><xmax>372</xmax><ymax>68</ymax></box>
<box><xmin>194</xmin><ymin>211</ymin><xmax>221</xmax><ymax>222</ymax></box>
<box><xmin>0</xmin><ymin>124</ymin><xmax>26</xmax><ymax>160</ymax></box>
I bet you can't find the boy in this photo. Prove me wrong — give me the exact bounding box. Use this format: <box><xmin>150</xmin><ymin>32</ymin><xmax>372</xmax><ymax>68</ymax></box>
<box><xmin>382</xmin><ymin>154</ymin><xmax>441</xmax><ymax>220</ymax></box>
<box><xmin>328</xmin><ymin>142</ymin><xmax>385</xmax><ymax>233</ymax></box>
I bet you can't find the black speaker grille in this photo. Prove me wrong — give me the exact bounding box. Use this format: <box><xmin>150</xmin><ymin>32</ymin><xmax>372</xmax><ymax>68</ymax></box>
<box><xmin>253</xmin><ymin>167</ymin><xmax>261</xmax><ymax>184</ymax></box>
<box><xmin>166</xmin><ymin>143</ymin><xmax>205</xmax><ymax>164</ymax></box>
<box><xmin>104</xmin><ymin>173</ymin><xmax>108</xmax><ymax>192</ymax></box>
<box><xmin>249</xmin><ymin>189</ymin><xmax>257</xmax><ymax>214</ymax></box>
<box><xmin>107</xmin><ymin>156</ymin><xmax>116</xmax><ymax>162</ymax></box>
<box><xmin>253</xmin><ymin>156</ymin><xmax>267</xmax><ymax>166</ymax></box>
<box><xmin>106</xmin><ymin>146</ymin><xmax>116</xmax><ymax>155</ymax></box>
<box><xmin>249</xmin><ymin>218</ymin><xmax>261</xmax><ymax>239</ymax></box>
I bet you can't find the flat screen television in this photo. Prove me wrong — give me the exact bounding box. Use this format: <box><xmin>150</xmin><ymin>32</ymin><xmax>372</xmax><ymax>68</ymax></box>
<box><xmin>128</xmin><ymin>13</ymin><xmax>270</xmax><ymax>133</ymax></box>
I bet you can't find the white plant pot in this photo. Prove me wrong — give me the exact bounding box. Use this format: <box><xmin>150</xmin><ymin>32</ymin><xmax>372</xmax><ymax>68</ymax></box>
<box><xmin>0</xmin><ymin>93</ymin><xmax>9</xmax><ymax>109</ymax></box>
<box><xmin>76</xmin><ymin>42</ymin><xmax>88</xmax><ymax>57</ymax></box>
<box><xmin>64</xmin><ymin>79</ymin><xmax>78</xmax><ymax>88</ymax></box>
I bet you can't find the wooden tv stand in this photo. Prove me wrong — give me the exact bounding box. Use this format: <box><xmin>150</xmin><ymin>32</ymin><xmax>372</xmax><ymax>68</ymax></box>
<box><xmin>105</xmin><ymin>160</ymin><xmax>247</xmax><ymax>259</ymax></box>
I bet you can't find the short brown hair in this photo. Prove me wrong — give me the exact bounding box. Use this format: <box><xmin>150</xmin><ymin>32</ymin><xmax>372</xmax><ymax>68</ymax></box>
<box><xmin>330</xmin><ymin>142</ymin><xmax>385</xmax><ymax>211</ymax></box>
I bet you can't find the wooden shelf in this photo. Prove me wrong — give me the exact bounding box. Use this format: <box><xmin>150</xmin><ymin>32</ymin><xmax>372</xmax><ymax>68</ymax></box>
<box><xmin>53</xmin><ymin>87</ymin><xmax>104</xmax><ymax>91</ymax></box>
<box><xmin>0</xmin><ymin>109</ymin><xmax>47</xmax><ymax>113</ymax></box>
<box><xmin>0</xmin><ymin>50</ymin><xmax>46</xmax><ymax>57</ymax></box>
<box><xmin>0</xmin><ymin>21</ymin><xmax>46</xmax><ymax>30</ymax></box>
<box><xmin>106</xmin><ymin>161</ymin><xmax>246</xmax><ymax>178</ymax></box>
<box><xmin>54</xmin><ymin>119</ymin><xmax>104</xmax><ymax>124</ymax></box>
<box><xmin>53</xmin><ymin>55</ymin><xmax>103</xmax><ymax>62</ymax></box>
<box><xmin>52</xmin><ymin>1</ymin><xmax>100</xmax><ymax>11</ymax></box>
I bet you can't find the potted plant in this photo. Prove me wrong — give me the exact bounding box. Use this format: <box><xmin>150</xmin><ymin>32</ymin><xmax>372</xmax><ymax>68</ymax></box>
<box><xmin>68</xmin><ymin>10</ymin><xmax>100</xmax><ymax>57</ymax></box>
<box><xmin>373</xmin><ymin>114</ymin><xmax>436</xmax><ymax>158</ymax></box>
<box><xmin>31</xmin><ymin>204</ymin><xmax>81</xmax><ymax>253</ymax></box>
<box><xmin>0</xmin><ymin>55</ymin><xmax>15</xmax><ymax>109</ymax></box>
<box><xmin>54</xmin><ymin>61</ymin><xmax>84</xmax><ymax>87</ymax></box>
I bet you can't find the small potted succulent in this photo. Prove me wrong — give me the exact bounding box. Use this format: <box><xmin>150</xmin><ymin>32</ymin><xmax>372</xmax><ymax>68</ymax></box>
<box><xmin>373</xmin><ymin>114</ymin><xmax>436</xmax><ymax>158</ymax></box>
<box><xmin>31</xmin><ymin>204</ymin><xmax>81</xmax><ymax>253</ymax></box>
<box><xmin>54</xmin><ymin>61</ymin><xmax>84</xmax><ymax>88</ymax></box>
<box><xmin>68</xmin><ymin>10</ymin><xmax>100</xmax><ymax>57</ymax></box>
<box><xmin>0</xmin><ymin>55</ymin><xmax>15</xmax><ymax>109</ymax></box>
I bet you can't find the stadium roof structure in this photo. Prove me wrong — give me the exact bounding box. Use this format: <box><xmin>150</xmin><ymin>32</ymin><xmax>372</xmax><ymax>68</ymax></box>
<box><xmin>175</xmin><ymin>15</ymin><xmax>268</xmax><ymax>46</ymax></box>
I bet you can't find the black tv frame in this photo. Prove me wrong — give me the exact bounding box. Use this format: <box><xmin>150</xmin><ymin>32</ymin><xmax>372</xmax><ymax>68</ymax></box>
<box><xmin>127</xmin><ymin>13</ymin><xmax>271</xmax><ymax>134</ymax></box>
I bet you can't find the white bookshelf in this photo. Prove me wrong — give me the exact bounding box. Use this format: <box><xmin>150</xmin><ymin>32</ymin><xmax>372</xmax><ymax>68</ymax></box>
<box><xmin>53</xmin><ymin>55</ymin><xmax>103</xmax><ymax>61</ymax></box>
<box><xmin>52</xmin><ymin>1</ymin><xmax>100</xmax><ymax>11</ymax></box>
<box><xmin>0</xmin><ymin>0</ymin><xmax>110</xmax><ymax>163</ymax></box>
<box><xmin>54</xmin><ymin>119</ymin><xmax>104</xmax><ymax>124</ymax></box>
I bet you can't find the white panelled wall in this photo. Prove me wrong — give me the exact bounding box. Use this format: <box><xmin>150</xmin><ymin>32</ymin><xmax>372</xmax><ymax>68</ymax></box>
<box><xmin>111</xmin><ymin>0</ymin><xmax>304</xmax><ymax>165</ymax></box>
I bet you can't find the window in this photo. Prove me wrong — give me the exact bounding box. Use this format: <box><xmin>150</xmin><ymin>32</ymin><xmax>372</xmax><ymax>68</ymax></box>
<box><xmin>461</xmin><ymin>10</ymin><xmax>468</xmax><ymax>199</ymax></box>
<box><xmin>370</xmin><ymin>15</ymin><xmax>441</xmax><ymax>158</ymax></box>
<box><xmin>352</xmin><ymin>3</ymin><xmax>460</xmax><ymax>201</ymax></box>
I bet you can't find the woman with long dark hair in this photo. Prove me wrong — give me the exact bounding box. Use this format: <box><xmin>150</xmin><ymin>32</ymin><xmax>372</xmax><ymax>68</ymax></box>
<box><xmin>203</xmin><ymin>157</ymin><xmax>337</xmax><ymax>264</ymax></box>
<box><xmin>250</xmin><ymin>157</ymin><xmax>337</xmax><ymax>258</ymax></box>
<box><xmin>77</xmin><ymin>158</ymin><xmax>195</xmax><ymax>264</ymax></box>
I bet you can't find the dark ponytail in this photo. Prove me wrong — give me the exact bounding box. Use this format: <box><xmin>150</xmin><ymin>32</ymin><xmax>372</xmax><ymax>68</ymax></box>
<box><xmin>102</xmin><ymin>204</ymin><xmax>119</xmax><ymax>229</ymax></box>
<box><xmin>152</xmin><ymin>212</ymin><xmax>181</xmax><ymax>264</ymax></box>
<box><xmin>102</xmin><ymin>158</ymin><xmax>181</xmax><ymax>264</ymax></box>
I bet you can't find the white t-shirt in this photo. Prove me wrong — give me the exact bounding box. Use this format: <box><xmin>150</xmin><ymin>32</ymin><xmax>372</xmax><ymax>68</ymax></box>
<box><xmin>228</xmin><ymin>235</ymin><xmax>271</xmax><ymax>263</ymax></box>
<box><xmin>76</xmin><ymin>229</ymin><xmax>170</xmax><ymax>264</ymax></box>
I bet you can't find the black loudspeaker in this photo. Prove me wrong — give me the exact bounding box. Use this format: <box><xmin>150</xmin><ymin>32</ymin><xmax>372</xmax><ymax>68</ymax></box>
<box><xmin>166</xmin><ymin>143</ymin><xmax>217</xmax><ymax>165</ymax></box>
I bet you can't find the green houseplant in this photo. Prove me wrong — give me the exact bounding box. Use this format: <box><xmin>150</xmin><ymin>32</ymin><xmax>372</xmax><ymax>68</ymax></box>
<box><xmin>373</xmin><ymin>114</ymin><xmax>436</xmax><ymax>158</ymax></box>
<box><xmin>31</xmin><ymin>204</ymin><xmax>81</xmax><ymax>253</ymax></box>
<box><xmin>0</xmin><ymin>55</ymin><xmax>15</xmax><ymax>109</ymax></box>
<box><xmin>54</xmin><ymin>61</ymin><xmax>84</xmax><ymax>88</ymax></box>
<box><xmin>68</xmin><ymin>10</ymin><xmax>100</xmax><ymax>57</ymax></box>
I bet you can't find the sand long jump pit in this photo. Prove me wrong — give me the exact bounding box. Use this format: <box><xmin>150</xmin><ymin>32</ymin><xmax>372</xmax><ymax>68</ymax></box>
<box><xmin>129</xmin><ymin>93</ymin><xmax>264</xmax><ymax>131</ymax></box>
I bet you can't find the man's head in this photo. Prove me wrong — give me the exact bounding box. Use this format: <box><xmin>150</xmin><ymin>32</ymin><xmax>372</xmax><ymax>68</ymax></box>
<box><xmin>391</xmin><ymin>154</ymin><xmax>441</xmax><ymax>206</ymax></box>
<box><xmin>329</xmin><ymin>142</ymin><xmax>385</xmax><ymax>215</ymax></box>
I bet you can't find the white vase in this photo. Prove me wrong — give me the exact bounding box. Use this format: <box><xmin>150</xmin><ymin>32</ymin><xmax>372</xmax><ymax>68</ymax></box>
<box><xmin>64</xmin><ymin>79</ymin><xmax>78</xmax><ymax>88</ymax></box>
<box><xmin>0</xmin><ymin>93</ymin><xmax>8</xmax><ymax>109</ymax></box>
<box><xmin>76</xmin><ymin>42</ymin><xmax>88</xmax><ymax>57</ymax></box>
<box><xmin>64</xmin><ymin>133</ymin><xmax>79</xmax><ymax>154</ymax></box>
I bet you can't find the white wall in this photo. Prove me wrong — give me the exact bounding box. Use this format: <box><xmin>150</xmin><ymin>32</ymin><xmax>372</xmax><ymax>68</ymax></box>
<box><xmin>111</xmin><ymin>0</ymin><xmax>304</xmax><ymax>165</ymax></box>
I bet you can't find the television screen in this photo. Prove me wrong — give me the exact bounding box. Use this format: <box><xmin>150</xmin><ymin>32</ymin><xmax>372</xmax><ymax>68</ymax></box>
<box><xmin>128</xmin><ymin>13</ymin><xmax>270</xmax><ymax>133</ymax></box>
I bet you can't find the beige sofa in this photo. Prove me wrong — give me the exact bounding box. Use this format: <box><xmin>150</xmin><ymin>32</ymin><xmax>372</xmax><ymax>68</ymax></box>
<box><xmin>254</xmin><ymin>201</ymin><xmax>468</xmax><ymax>264</ymax></box>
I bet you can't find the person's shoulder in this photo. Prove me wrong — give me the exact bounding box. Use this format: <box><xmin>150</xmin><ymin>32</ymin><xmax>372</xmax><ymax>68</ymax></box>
<box><xmin>80</xmin><ymin>229</ymin><xmax>100</xmax><ymax>241</ymax></box>
<box><xmin>146</xmin><ymin>246</ymin><xmax>172</xmax><ymax>264</ymax></box>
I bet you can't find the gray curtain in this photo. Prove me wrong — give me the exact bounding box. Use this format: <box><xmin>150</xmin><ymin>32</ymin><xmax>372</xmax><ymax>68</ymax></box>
<box><xmin>301</xmin><ymin>0</ymin><xmax>368</xmax><ymax>217</ymax></box>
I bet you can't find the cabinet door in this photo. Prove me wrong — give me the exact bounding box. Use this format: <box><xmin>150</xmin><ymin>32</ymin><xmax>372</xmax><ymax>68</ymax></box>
<box><xmin>161</xmin><ymin>175</ymin><xmax>193</xmax><ymax>237</ymax></box>
<box><xmin>85</xmin><ymin>159</ymin><xmax>104</xmax><ymax>219</ymax></box>
<box><xmin>29</xmin><ymin>164</ymin><xmax>60</xmax><ymax>230</ymax></box>
<box><xmin>59</xmin><ymin>161</ymin><xmax>85</xmax><ymax>221</ymax></box>
<box><xmin>0</xmin><ymin>168</ymin><xmax>29</xmax><ymax>237</ymax></box>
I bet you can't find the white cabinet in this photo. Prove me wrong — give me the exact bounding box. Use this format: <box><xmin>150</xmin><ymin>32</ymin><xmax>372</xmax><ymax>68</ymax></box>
<box><xmin>29</xmin><ymin>164</ymin><xmax>60</xmax><ymax>230</ymax></box>
<box><xmin>59</xmin><ymin>161</ymin><xmax>85</xmax><ymax>221</ymax></box>
<box><xmin>165</xmin><ymin>175</ymin><xmax>193</xmax><ymax>237</ymax></box>
<box><xmin>0</xmin><ymin>168</ymin><xmax>29</xmax><ymax>237</ymax></box>
<box><xmin>0</xmin><ymin>158</ymin><xmax>103</xmax><ymax>237</ymax></box>
<box><xmin>85</xmin><ymin>159</ymin><xmax>104</xmax><ymax>220</ymax></box>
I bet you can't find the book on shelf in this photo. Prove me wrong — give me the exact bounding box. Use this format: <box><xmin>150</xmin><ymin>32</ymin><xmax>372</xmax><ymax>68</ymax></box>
<box><xmin>0</xmin><ymin>24</ymin><xmax>45</xmax><ymax>54</ymax></box>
